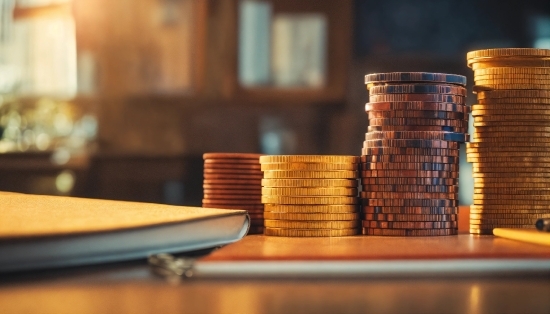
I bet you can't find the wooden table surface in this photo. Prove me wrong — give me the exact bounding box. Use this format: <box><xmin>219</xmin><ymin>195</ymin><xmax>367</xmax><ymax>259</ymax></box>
<box><xmin>1</xmin><ymin>233</ymin><xmax>550</xmax><ymax>314</ymax></box>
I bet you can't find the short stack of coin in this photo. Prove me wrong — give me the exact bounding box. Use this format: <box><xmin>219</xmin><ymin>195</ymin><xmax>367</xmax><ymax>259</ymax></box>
<box><xmin>361</xmin><ymin>72</ymin><xmax>469</xmax><ymax>236</ymax></box>
<box><xmin>467</xmin><ymin>48</ymin><xmax>550</xmax><ymax>234</ymax></box>
<box><xmin>202</xmin><ymin>153</ymin><xmax>264</xmax><ymax>234</ymax></box>
<box><xmin>259</xmin><ymin>155</ymin><xmax>360</xmax><ymax>237</ymax></box>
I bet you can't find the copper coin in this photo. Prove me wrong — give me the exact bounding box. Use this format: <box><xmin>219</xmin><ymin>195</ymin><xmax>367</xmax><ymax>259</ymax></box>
<box><xmin>204</xmin><ymin>168</ymin><xmax>262</xmax><ymax>176</ymax></box>
<box><xmin>364</xmin><ymin>72</ymin><xmax>467</xmax><ymax>86</ymax></box>
<box><xmin>361</xmin><ymin>191</ymin><xmax>457</xmax><ymax>200</ymax></box>
<box><xmin>368</xmin><ymin>125</ymin><xmax>467</xmax><ymax>133</ymax></box>
<box><xmin>361</xmin><ymin>155</ymin><xmax>457</xmax><ymax>163</ymax></box>
<box><xmin>363</xmin><ymin>139</ymin><xmax>460</xmax><ymax>149</ymax></box>
<box><xmin>364</xmin><ymin>131</ymin><xmax>468</xmax><ymax>142</ymax></box>
<box><xmin>202</xmin><ymin>199</ymin><xmax>263</xmax><ymax>205</ymax></box>
<box><xmin>360</xmin><ymin>170</ymin><xmax>459</xmax><ymax>178</ymax></box>
<box><xmin>368</xmin><ymin>84</ymin><xmax>467</xmax><ymax>96</ymax></box>
<box><xmin>362</xmin><ymin>228</ymin><xmax>458</xmax><ymax>236</ymax></box>
<box><xmin>203</xmin><ymin>193</ymin><xmax>261</xmax><ymax>200</ymax></box>
<box><xmin>368</xmin><ymin>118</ymin><xmax>468</xmax><ymax>127</ymax></box>
<box><xmin>363</xmin><ymin>213</ymin><xmax>457</xmax><ymax>222</ymax></box>
<box><xmin>361</xmin><ymin>184</ymin><xmax>458</xmax><ymax>193</ymax></box>
<box><xmin>365</xmin><ymin>101</ymin><xmax>469</xmax><ymax>113</ymax></box>
<box><xmin>362</xmin><ymin>147</ymin><xmax>459</xmax><ymax>156</ymax></box>
<box><xmin>362</xmin><ymin>199</ymin><xmax>458</xmax><ymax>207</ymax></box>
<box><xmin>203</xmin><ymin>184</ymin><xmax>262</xmax><ymax>190</ymax></box>
<box><xmin>202</xmin><ymin>204</ymin><xmax>264</xmax><ymax>210</ymax></box>
<box><xmin>203</xmin><ymin>153</ymin><xmax>262</xmax><ymax>160</ymax></box>
<box><xmin>205</xmin><ymin>159</ymin><xmax>259</xmax><ymax>164</ymax></box>
<box><xmin>203</xmin><ymin>189</ymin><xmax>261</xmax><ymax>195</ymax></box>
<box><xmin>361</xmin><ymin>206</ymin><xmax>458</xmax><ymax>215</ymax></box>
<box><xmin>369</xmin><ymin>94</ymin><xmax>465</xmax><ymax>103</ymax></box>
<box><xmin>204</xmin><ymin>173</ymin><xmax>263</xmax><ymax>180</ymax></box>
<box><xmin>204</xmin><ymin>163</ymin><xmax>262</xmax><ymax>170</ymax></box>
<box><xmin>361</xmin><ymin>177</ymin><xmax>458</xmax><ymax>186</ymax></box>
<box><xmin>361</xmin><ymin>162</ymin><xmax>458</xmax><ymax>171</ymax></box>
<box><xmin>363</xmin><ymin>220</ymin><xmax>457</xmax><ymax>229</ymax></box>
<box><xmin>203</xmin><ymin>179</ymin><xmax>262</xmax><ymax>185</ymax></box>
<box><xmin>368</xmin><ymin>110</ymin><xmax>466</xmax><ymax>120</ymax></box>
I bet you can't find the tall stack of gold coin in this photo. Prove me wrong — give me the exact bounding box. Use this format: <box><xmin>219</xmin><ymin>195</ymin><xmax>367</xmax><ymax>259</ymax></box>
<box><xmin>259</xmin><ymin>155</ymin><xmax>360</xmax><ymax>237</ymax></box>
<box><xmin>467</xmin><ymin>48</ymin><xmax>550</xmax><ymax>234</ymax></box>
<box><xmin>361</xmin><ymin>72</ymin><xmax>469</xmax><ymax>236</ymax></box>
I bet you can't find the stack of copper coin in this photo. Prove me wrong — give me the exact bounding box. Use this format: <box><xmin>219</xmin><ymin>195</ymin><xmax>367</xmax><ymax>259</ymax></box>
<box><xmin>259</xmin><ymin>155</ymin><xmax>360</xmax><ymax>237</ymax></box>
<box><xmin>361</xmin><ymin>72</ymin><xmax>469</xmax><ymax>236</ymax></box>
<box><xmin>467</xmin><ymin>48</ymin><xmax>550</xmax><ymax>235</ymax></box>
<box><xmin>202</xmin><ymin>153</ymin><xmax>264</xmax><ymax>234</ymax></box>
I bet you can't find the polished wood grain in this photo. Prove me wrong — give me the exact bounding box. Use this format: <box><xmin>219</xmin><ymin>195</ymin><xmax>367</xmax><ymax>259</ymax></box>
<box><xmin>202</xmin><ymin>233</ymin><xmax>550</xmax><ymax>262</ymax></box>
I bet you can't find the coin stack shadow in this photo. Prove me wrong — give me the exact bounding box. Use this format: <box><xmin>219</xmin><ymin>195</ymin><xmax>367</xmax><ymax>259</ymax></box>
<box><xmin>202</xmin><ymin>153</ymin><xmax>264</xmax><ymax>234</ymax></box>
<box><xmin>361</xmin><ymin>72</ymin><xmax>470</xmax><ymax>236</ymax></box>
<box><xmin>260</xmin><ymin>155</ymin><xmax>360</xmax><ymax>237</ymax></box>
<box><xmin>467</xmin><ymin>48</ymin><xmax>550</xmax><ymax>235</ymax></box>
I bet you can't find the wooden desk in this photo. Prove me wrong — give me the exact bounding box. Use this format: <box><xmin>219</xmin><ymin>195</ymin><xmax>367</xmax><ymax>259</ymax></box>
<box><xmin>1</xmin><ymin>234</ymin><xmax>549</xmax><ymax>313</ymax></box>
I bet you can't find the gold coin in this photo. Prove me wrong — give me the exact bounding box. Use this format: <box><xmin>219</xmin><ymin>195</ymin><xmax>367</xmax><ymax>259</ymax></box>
<box><xmin>474</xmin><ymin>177</ymin><xmax>550</xmax><ymax>183</ymax></box>
<box><xmin>472</xmin><ymin>162</ymin><xmax>550</xmax><ymax>168</ymax></box>
<box><xmin>260</xmin><ymin>163</ymin><xmax>358</xmax><ymax>171</ymax></box>
<box><xmin>472</xmin><ymin>109</ymin><xmax>550</xmax><ymax>116</ymax></box>
<box><xmin>469</xmin><ymin>223</ymin><xmax>536</xmax><ymax>229</ymax></box>
<box><xmin>471</xmin><ymin>205</ymin><xmax>550</xmax><ymax>211</ymax></box>
<box><xmin>263</xmin><ymin>206</ymin><xmax>318</xmax><ymax>214</ymax></box>
<box><xmin>471</xmin><ymin>218</ymin><xmax>539</xmax><ymax>225</ymax></box>
<box><xmin>473</xmin><ymin>115</ymin><xmax>550</xmax><ymax>122</ymax></box>
<box><xmin>471</xmin><ymin>138</ymin><xmax>550</xmax><ymax>144</ymax></box>
<box><xmin>474</xmin><ymin>74</ymin><xmax>550</xmax><ymax>80</ymax></box>
<box><xmin>474</xmin><ymin>67</ymin><xmax>550</xmax><ymax>75</ymax></box>
<box><xmin>468</xmin><ymin>141</ymin><xmax>550</xmax><ymax>148</ymax></box>
<box><xmin>474</xmin><ymin>188</ymin><xmax>550</xmax><ymax>195</ymax></box>
<box><xmin>264</xmin><ymin>204</ymin><xmax>358</xmax><ymax>213</ymax></box>
<box><xmin>471</xmin><ymin>59</ymin><xmax>550</xmax><ymax>69</ymax></box>
<box><xmin>477</xmin><ymin>90</ymin><xmax>550</xmax><ymax>99</ymax></box>
<box><xmin>478</xmin><ymin>97</ymin><xmax>550</xmax><ymax>104</ymax></box>
<box><xmin>474</xmin><ymin>79</ymin><xmax>550</xmax><ymax>85</ymax></box>
<box><xmin>264</xmin><ymin>227</ymin><xmax>359</xmax><ymax>237</ymax></box>
<box><xmin>473</xmin><ymin>182</ymin><xmax>550</xmax><ymax>188</ymax></box>
<box><xmin>474</xmin><ymin>199</ymin><xmax>550</xmax><ymax>205</ymax></box>
<box><xmin>262</xmin><ymin>195</ymin><xmax>358</xmax><ymax>205</ymax></box>
<box><xmin>260</xmin><ymin>155</ymin><xmax>359</xmax><ymax>164</ymax></box>
<box><xmin>263</xmin><ymin>170</ymin><xmax>358</xmax><ymax>179</ymax></box>
<box><xmin>471</xmin><ymin>105</ymin><xmax>550</xmax><ymax>112</ymax></box>
<box><xmin>261</xmin><ymin>178</ymin><xmax>358</xmax><ymax>188</ymax></box>
<box><xmin>474</xmin><ymin>194</ymin><xmax>550</xmax><ymax>200</ymax></box>
<box><xmin>468</xmin><ymin>157</ymin><xmax>550</xmax><ymax>163</ymax></box>
<box><xmin>470</xmin><ymin>213</ymin><xmax>550</xmax><ymax>219</ymax></box>
<box><xmin>473</xmin><ymin>166</ymin><xmax>550</xmax><ymax>173</ymax></box>
<box><xmin>472</xmin><ymin>132</ymin><xmax>550</xmax><ymax>139</ymax></box>
<box><xmin>467</xmin><ymin>48</ymin><xmax>550</xmax><ymax>60</ymax></box>
<box><xmin>261</xmin><ymin>187</ymin><xmax>357</xmax><ymax>196</ymax></box>
<box><xmin>264</xmin><ymin>212</ymin><xmax>359</xmax><ymax>221</ymax></box>
<box><xmin>473</xmin><ymin>173</ymin><xmax>550</xmax><ymax>178</ymax></box>
<box><xmin>264</xmin><ymin>220</ymin><xmax>359</xmax><ymax>229</ymax></box>
<box><xmin>467</xmin><ymin>147</ymin><xmax>550</xmax><ymax>154</ymax></box>
<box><xmin>474</xmin><ymin>121</ymin><xmax>550</xmax><ymax>127</ymax></box>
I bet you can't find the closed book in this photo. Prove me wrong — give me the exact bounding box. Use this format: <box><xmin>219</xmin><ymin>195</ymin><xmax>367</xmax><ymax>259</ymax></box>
<box><xmin>0</xmin><ymin>192</ymin><xmax>249</xmax><ymax>272</ymax></box>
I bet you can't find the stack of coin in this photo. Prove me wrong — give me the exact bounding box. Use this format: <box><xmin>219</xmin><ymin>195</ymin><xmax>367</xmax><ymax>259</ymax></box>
<box><xmin>259</xmin><ymin>155</ymin><xmax>360</xmax><ymax>237</ymax></box>
<box><xmin>202</xmin><ymin>153</ymin><xmax>264</xmax><ymax>234</ymax></box>
<box><xmin>467</xmin><ymin>48</ymin><xmax>550</xmax><ymax>234</ymax></box>
<box><xmin>361</xmin><ymin>72</ymin><xmax>469</xmax><ymax>236</ymax></box>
